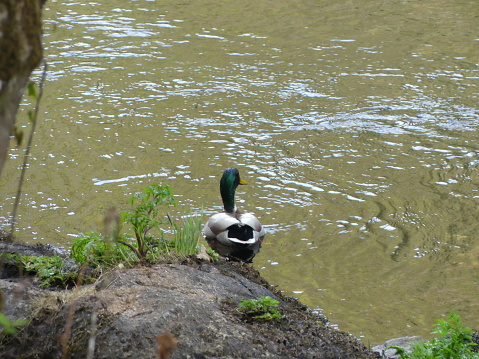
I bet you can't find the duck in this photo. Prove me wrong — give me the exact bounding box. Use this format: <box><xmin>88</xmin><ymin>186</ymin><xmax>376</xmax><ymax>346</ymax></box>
<box><xmin>202</xmin><ymin>168</ymin><xmax>265</xmax><ymax>262</ymax></box>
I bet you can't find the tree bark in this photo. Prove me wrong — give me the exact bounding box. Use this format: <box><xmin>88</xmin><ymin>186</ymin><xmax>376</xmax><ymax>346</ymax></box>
<box><xmin>0</xmin><ymin>0</ymin><xmax>46</xmax><ymax>178</ymax></box>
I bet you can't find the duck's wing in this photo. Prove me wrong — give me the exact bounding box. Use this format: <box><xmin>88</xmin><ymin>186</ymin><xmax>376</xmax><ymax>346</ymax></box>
<box><xmin>238</xmin><ymin>212</ymin><xmax>265</xmax><ymax>239</ymax></box>
<box><xmin>202</xmin><ymin>212</ymin><xmax>239</xmax><ymax>239</ymax></box>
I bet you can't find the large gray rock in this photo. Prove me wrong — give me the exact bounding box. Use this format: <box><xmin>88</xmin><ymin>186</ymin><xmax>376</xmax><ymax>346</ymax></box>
<box><xmin>0</xmin><ymin>260</ymin><xmax>379</xmax><ymax>358</ymax></box>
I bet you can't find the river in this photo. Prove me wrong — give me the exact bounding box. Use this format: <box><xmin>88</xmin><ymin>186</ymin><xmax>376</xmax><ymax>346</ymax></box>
<box><xmin>1</xmin><ymin>0</ymin><xmax>478</xmax><ymax>344</ymax></box>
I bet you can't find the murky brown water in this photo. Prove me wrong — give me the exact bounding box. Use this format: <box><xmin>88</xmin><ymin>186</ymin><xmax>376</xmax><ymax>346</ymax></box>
<box><xmin>1</xmin><ymin>0</ymin><xmax>478</xmax><ymax>345</ymax></box>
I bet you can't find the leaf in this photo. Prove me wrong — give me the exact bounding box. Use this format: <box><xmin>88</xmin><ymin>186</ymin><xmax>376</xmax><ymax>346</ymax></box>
<box><xmin>27</xmin><ymin>81</ymin><xmax>37</xmax><ymax>99</ymax></box>
<box><xmin>28</xmin><ymin>110</ymin><xmax>35</xmax><ymax>124</ymax></box>
<box><xmin>12</xmin><ymin>125</ymin><xmax>24</xmax><ymax>146</ymax></box>
<box><xmin>0</xmin><ymin>313</ymin><xmax>28</xmax><ymax>335</ymax></box>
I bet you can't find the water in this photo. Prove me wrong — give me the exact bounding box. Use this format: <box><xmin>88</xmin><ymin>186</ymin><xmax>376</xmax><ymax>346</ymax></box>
<box><xmin>1</xmin><ymin>0</ymin><xmax>478</xmax><ymax>344</ymax></box>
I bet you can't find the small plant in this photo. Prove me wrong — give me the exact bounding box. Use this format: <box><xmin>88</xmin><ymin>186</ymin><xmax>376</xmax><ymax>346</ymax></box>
<box><xmin>121</xmin><ymin>184</ymin><xmax>203</xmax><ymax>261</ymax></box>
<box><xmin>238</xmin><ymin>296</ymin><xmax>285</xmax><ymax>322</ymax></box>
<box><xmin>70</xmin><ymin>231</ymin><xmax>129</xmax><ymax>267</ymax></box>
<box><xmin>205</xmin><ymin>247</ymin><xmax>219</xmax><ymax>261</ymax></box>
<box><xmin>390</xmin><ymin>313</ymin><xmax>479</xmax><ymax>359</ymax></box>
<box><xmin>0</xmin><ymin>290</ymin><xmax>28</xmax><ymax>334</ymax></box>
<box><xmin>122</xmin><ymin>184</ymin><xmax>176</xmax><ymax>259</ymax></box>
<box><xmin>8</xmin><ymin>254</ymin><xmax>78</xmax><ymax>287</ymax></box>
<box><xmin>70</xmin><ymin>185</ymin><xmax>203</xmax><ymax>267</ymax></box>
<box><xmin>8</xmin><ymin>65</ymin><xmax>47</xmax><ymax>239</ymax></box>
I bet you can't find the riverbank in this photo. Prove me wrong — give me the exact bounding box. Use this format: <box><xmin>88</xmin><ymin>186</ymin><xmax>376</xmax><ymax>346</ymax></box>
<box><xmin>0</xmin><ymin>240</ymin><xmax>388</xmax><ymax>358</ymax></box>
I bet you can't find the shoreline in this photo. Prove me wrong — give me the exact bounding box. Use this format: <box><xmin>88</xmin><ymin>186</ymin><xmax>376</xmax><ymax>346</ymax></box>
<box><xmin>0</xmin><ymin>241</ymin><xmax>468</xmax><ymax>359</ymax></box>
<box><xmin>0</xmin><ymin>240</ymin><xmax>428</xmax><ymax>358</ymax></box>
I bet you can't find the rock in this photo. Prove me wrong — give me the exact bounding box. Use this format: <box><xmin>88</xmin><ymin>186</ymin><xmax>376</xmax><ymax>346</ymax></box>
<box><xmin>0</xmin><ymin>257</ymin><xmax>380</xmax><ymax>358</ymax></box>
<box><xmin>195</xmin><ymin>244</ymin><xmax>214</xmax><ymax>262</ymax></box>
<box><xmin>371</xmin><ymin>336</ymin><xmax>425</xmax><ymax>359</ymax></box>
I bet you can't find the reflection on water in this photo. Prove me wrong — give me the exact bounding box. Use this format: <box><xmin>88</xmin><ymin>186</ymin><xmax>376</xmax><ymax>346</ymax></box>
<box><xmin>1</xmin><ymin>0</ymin><xmax>478</xmax><ymax>344</ymax></box>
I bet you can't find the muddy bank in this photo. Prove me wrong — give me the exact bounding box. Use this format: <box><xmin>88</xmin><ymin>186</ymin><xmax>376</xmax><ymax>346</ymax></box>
<box><xmin>0</xmin><ymin>241</ymin><xmax>383</xmax><ymax>358</ymax></box>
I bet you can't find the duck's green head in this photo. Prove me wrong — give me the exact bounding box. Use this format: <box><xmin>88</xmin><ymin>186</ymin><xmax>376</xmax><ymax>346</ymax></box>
<box><xmin>220</xmin><ymin>168</ymin><xmax>247</xmax><ymax>212</ymax></box>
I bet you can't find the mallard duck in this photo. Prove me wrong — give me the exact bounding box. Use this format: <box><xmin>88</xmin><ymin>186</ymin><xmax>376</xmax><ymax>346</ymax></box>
<box><xmin>202</xmin><ymin>168</ymin><xmax>265</xmax><ymax>262</ymax></box>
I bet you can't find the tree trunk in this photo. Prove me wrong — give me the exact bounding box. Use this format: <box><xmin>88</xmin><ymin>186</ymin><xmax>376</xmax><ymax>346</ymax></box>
<box><xmin>0</xmin><ymin>0</ymin><xmax>46</xmax><ymax>178</ymax></box>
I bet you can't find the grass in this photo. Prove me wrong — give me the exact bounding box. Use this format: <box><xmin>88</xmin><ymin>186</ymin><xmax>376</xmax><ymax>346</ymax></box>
<box><xmin>169</xmin><ymin>212</ymin><xmax>203</xmax><ymax>256</ymax></box>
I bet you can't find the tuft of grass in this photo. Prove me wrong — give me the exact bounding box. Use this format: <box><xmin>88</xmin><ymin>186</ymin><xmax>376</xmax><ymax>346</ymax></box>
<box><xmin>237</xmin><ymin>296</ymin><xmax>285</xmax><ymax>322</ymax></box>
<box><xmin>168</xmin><ymin>212</ymin><xmax>203</xmax><ymax>256</ymax></box>
<box><xmin>390</xmin><ymin>312</ymin><xmax>478</xmax><ymax>359</ymax></box>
